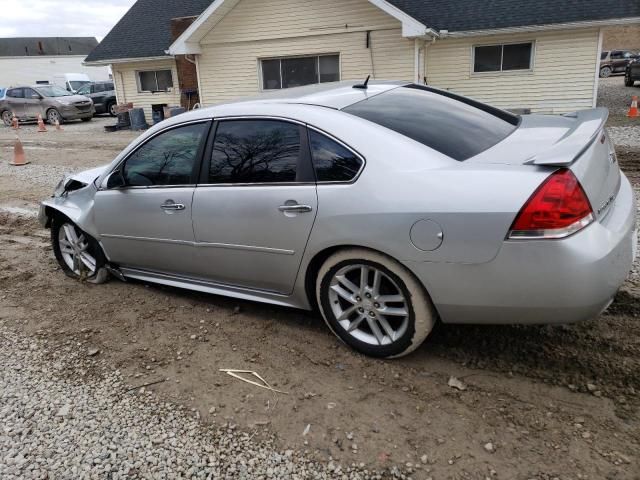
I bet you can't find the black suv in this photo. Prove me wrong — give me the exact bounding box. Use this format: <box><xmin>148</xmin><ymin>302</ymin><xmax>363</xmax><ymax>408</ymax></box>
<box><xmin>76</xmin><ymin>81</ymin><xmax>117</xmax><ymax>116</ymax></box>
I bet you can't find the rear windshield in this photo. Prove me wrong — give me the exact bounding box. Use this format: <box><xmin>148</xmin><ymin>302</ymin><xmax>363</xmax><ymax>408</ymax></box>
<box><xmin>343</xmin><ymin>84</ymin><xmax>519</xmax><ymax>161</ymax></box>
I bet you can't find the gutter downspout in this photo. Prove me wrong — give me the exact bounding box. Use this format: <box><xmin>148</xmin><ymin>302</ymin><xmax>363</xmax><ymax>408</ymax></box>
<box><xmin>592</xmin><ymin>29</ymin><xmax>603</xmax><ymax>108</ymax></box>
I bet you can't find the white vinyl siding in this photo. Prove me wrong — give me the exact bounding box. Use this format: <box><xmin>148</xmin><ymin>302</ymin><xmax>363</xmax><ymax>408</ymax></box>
<box><xmin>196</xmin><ymin>0</ymin><xmax>414</xmax><ymax>105</ymax></box>
<box><xmin>426</xmin><ymin>29</ymin><xmax>600</xmax><ymax>114</ymax></box>
<box><xmin>200</xmin><ymin>0</ymin><xmax>400</xmax><ymax>45</ymax></box>
<box><xmin>111</xmin><ymin>59</ymin><xmax>181</xmax><ymax>122</ymax></box>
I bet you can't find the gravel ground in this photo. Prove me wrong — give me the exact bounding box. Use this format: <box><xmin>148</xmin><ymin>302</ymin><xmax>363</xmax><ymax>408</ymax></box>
<box><xmin>0</xmin><ymin>325</ymin><xmax>403</xmax><ymax>480</ymax></box>
<box><xmin>1</xmin><ymin>87</ymin><xmax>640</xmax><ymax>479</ymax></box>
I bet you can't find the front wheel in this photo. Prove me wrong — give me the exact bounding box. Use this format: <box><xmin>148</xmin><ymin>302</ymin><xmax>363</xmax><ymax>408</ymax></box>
<box><xmin>51</xmin><ymin>216</ymin><xmax>109</xmax><ymax>284</ymax></box>
<box><xmin>107</xmin><ymin>102</ymin><xmax>117</xmax><ymax>117</ymax></box>
<box><xmin>47</xmin><ymin>109</ymin><xmax>63</xmax><ymax>125</ymax></box>
<box><xmin>600</xmin><ymin>66</ymin><xmax>612</xmax><ymax>78</ymax></box>
<box><xmin>316</xmin><ymin>249</ymin><xmax>436</xmax><ymax>358</ymax></box>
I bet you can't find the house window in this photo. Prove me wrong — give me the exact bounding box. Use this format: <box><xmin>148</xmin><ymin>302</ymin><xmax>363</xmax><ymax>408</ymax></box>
<box><xmin>261</xmin><ymin>54</ymin><xmax>340</xmax><ymax>90</ymax></box>
<box><xmin>137</xmin><ymin>70</ymin><xmax>174</xmax><ymax>92</ymax></box>
<box><xmin>473</xmin><ymin>43</ymin><xmax>533</xmax><ymax>73</ymax></box>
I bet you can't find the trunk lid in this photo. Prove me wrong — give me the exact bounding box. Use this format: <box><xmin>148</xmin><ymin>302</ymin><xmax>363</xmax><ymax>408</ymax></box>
<box><xmin>471</xmin><ymin>108</ymin><xmax>620</xmax><ymax>221</ymax></box>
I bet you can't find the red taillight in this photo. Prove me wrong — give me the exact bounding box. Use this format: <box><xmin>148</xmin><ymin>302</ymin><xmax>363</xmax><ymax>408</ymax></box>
<box><xmin>508</xmin><ymin>169</ymin><xmax>594</xmax><ymax>239</ymax></box>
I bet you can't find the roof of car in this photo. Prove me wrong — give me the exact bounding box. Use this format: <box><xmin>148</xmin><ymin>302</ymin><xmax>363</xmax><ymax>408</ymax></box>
<box><xmin>227</xmin><ymin>81</ymin><xmax>408</xmax><ymax>110</ymax></box>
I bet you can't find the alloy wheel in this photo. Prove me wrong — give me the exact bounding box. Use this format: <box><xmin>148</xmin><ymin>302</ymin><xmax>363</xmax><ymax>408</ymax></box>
<box><xmin>58</xmin><ymin>223</ymin><xmax>97</xmax><ymax>276</ymax></box>
<box><xmin>2</xmin><ymin>111</ymin><xmax>12</xmax><ymax>126</ymax></box>
<box><xmin>600</xmin><ymin>67</ymin><xmax>612</xmax><ymax>78</ymax></box>
<box><xmin>109</xmin><ymin>103</ymin><xmax>117</xmax><ymax>116</ymax></box>
<box><xmin>47</xmin><ymin>109</ymin><xmax>61</xmax><ymax>124</ymax></box>
<box><xmin>328</xmin><ymin>264</ymin><xmax>409</xmax><ymax>346</ymax></box>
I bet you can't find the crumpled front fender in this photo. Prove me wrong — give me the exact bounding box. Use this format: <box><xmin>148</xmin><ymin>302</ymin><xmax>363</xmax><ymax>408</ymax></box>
<box><xmin>39</xmin><ymin>184</ymin><xmax>99</xmax><ymax>239</ymax></box>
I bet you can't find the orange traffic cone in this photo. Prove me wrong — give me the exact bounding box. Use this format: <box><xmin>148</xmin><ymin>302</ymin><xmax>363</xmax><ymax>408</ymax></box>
<box><xmin>628</xmin><ymin>96</ymin><xmax>639</xmax><ymax>118</ymax></box>
<box><xmin>11</xmin><ymin>112</ymin><xmax>19</xmax><ymax>130</ymax></box>
<box><xmin>54</xmin><ymin>119</ymin><xmax>63</xmax><ymax>131</ymax></box>
<box><xmin>37</xmin><ymin>113</ymin><xmax>47</xmax><ymax>132</ymax></box>
<box><xmin>9</xmin><ymin>137</ymin><xmax>30</xmax><ymax>166</ymax></box>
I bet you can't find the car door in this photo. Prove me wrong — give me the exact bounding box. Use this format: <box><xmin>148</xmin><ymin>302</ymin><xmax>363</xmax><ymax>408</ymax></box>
<box><xmin>191</xmin><ymin>118</ymin><xmax>318</xmax><ymax>294</ymax></box>
<box><xmin>610</xmin><ymin>51</ymin><xmax>625</xmax><ymax>72</ymax></box>
<box><xmin>91</xmin><ymin>83</ymin><xmax>106</xmax><ymax>112</ymax></box>
<box><xmin>94</xmin><ymin>120</ymin><xmax>211</xmax><ymax>275</ymax></box>
<box><xmin>5</xmin><ymin>88</ymin><xmax>26</xmax><ymax>118</ymax></box>
<box><xmin>21</xmin><ymin>88</ymin><xmax>43</xmax><ymax>120</ymax></box>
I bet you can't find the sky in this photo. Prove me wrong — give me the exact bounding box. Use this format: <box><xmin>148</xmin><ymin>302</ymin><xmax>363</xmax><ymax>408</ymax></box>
<box><xmin>0</xmin><ymin>0</ymin><xmax>137</xmax><ymax>40</ymax></box>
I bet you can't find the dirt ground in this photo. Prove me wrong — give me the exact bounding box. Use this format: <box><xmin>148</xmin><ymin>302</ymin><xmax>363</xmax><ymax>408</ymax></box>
<box><xmin>1</xmin><ymin>111</ymin><xmax>639</xmax><ymax>479</ymax></box>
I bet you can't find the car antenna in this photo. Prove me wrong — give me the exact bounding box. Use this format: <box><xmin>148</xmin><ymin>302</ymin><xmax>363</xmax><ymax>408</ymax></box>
<box><xmin>353</xmin><ymin>75</ymin><xmax>371</xmax><ymax>90</ymax></box>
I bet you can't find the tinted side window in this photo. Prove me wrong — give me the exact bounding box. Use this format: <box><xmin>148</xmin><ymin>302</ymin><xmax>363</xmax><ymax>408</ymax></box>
<box><xmin>309</xmin><ymin>130</ymin><xmax>362</xmax><ymax>182</ymax></box>
<box><xmin>93</xmin><ymin>84</ymin><xmax>105</xmax><ymax>93</ymax></box>
<box><xmin>209</xmin><ymin>120</ymin><xmax>300</xmax><ymax>184</ymax></box>
<box><xmin>344</xmin><ymin>85</ymin><xmax>518</xmax><ymax>161</ymax></box>
<box><xmin>106</xmin><ymin>83</ymin><xmax>114</xmax><ymax>91</ymax></box>
<box><xmin>611</xmin><ymin>51</ymin><xmax>623</xmax><ymax>59</ymax></box>
<box><xmin>601</xmin><ymin>51</ymin><xmax>609</xmax><ymax>60</ymax></box>
<box><xmin>123</xmin><ymin>122</ymin><xmax>208</xmax><ymax>187</ymax></box>
<box><xmin>7</xmin><ymin>88</ymin><xmax>24</xmax><ymax>98</ymax></box>
<box><xmin>23</xmin><ymin>88</ymin><xmax>37</xmax><ymax>99</ymax></box>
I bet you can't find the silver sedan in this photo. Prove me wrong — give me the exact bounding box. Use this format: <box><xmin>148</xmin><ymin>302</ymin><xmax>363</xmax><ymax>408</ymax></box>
<box><xmin>39</xmin><ymin>81</ymin><xmax>637</xmax><ymax>358</ymax></box>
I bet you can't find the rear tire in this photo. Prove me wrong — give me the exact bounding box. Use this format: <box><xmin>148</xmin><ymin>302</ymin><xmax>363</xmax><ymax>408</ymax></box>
<box><xmin>51</xmin><ymin>216</ymin><xmax>109</xmax><ymax>284</ymax></box>
<box><xmin>1</xmin><ymin>110</ymin><xmax>12</xmax><ymax>127</ymax></box>
<box><xmin>107</xmin><ymin>101</ymin><xmax>117</xmax><ymax>117</ymax></box>
<box><xmin>600</xmin><ymin>66</ymin><xmax>612</xmax><ymax>78</ymax></box>
<box><xmin>316</xmin><ymin>248</ymin><xmax>435</xmax><ymax>358</ymax></box>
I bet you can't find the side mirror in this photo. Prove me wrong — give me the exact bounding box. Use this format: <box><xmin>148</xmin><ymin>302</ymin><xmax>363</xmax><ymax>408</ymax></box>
<box><xmin>106</xmin><ymin>170</ymin><xmax>126</xmax><ymax>189</ymax></box>
<box><xmin>31</xmin><ymin>94</ymin><xmax>41</xmax><ymax>100</ymax></box>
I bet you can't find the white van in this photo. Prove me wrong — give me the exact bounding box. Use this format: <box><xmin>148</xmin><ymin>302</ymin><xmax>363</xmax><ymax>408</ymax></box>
<box><xmin>52</xmin><ymin>73</ymin><xmax>91</xmax><ymax>93</ymax></box>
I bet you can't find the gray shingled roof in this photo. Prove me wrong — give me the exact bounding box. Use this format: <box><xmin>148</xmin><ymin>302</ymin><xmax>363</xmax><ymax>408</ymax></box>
<box><xmin>0</xmin><ymin>37</ymin><xmax>98</xmax><ymax>57</ymax></box>
<box><xmin>86</xmin><ymin>0</ymin><xmax>640</xmax><ymax>63</ymax></box>
<box><xmin>387</xmin><ymin>0</ymin><xmax>640</xmax><ymax>33</ymax></box>
<box><xmin>85</xmin><ymin>0</ymin><xmax>213</xmax><ymax>63</ymax></box>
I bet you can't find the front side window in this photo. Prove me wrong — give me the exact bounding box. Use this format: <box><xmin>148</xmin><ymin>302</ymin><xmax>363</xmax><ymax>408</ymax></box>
<box><xmin>344</xmin><ymin>85</ymin><xmax>519</xmax><ymax>161</ymax></box>
<box><xmin>309</xmin><ymin>130</ymin><xmax>363</xmax><ymax>182</ymax></box>
<box><xmin>93</xmin><ymin>83</ymin><xmax>106</xmax><ymax>93</ymax></box>
<box><xmin>23</xmin><ymin>88</ymin><xmax>38</xmax><ymax>99</ymax></box>
<box><xmin>209</xmin><ymin>120</ymin><xmax>301</xmax><ymax>184</ymax></box>
<box><xmin>138</xmin><ymin>70</ymin><xmax>174</xmax><ymax>92</ymax></box>
<box><xmin>474</xmin><ymin>42</ymin><xmax>533</xmax><ymax>72</ymax></box>
<box><xmin>262</xmin><ymin>54</ymin><xmax>340</xmax><ymax>90</ymax></box>
<box><xmin>123</xmin><ymin>122</ymin><xmax>208</xmax><ymax>187</ymax></box>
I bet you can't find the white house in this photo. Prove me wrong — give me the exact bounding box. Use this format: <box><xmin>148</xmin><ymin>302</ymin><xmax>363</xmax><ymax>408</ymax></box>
<box><xmin>0</xmin><ymin>37</ymin><xmax>111</xmax><ymax>88</ymax></box>
<box><xmin>85</xmin><ymin>0</ymin><xmax>640</xmax><ymax>120</ymax></box>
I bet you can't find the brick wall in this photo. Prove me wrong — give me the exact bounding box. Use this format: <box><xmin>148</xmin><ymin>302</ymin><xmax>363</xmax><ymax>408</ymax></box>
<box><xmin>171</xmin><ymin>16</ymin><xmax>200</xmax><ymax>109</ymax></box>
<box><xmin>603</xmin><ymin>25</ymin><xmax>640</xmax><ymax>51</ymax></box>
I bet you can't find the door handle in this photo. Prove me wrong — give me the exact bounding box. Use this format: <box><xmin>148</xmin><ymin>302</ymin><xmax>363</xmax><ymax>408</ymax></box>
<box><xmin>278</xmin><ymin>204</ymin><xmax>313</xmax><ymax>213</ymax></box>
<box><xmin>161</xmin><ymin>201</ymin><xmax>186</xmax><ymax>211</ymax></box>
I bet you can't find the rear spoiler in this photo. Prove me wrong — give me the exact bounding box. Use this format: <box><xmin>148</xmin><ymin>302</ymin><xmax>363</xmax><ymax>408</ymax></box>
<box><xmin>525</xmin><ymin>108</ymin><xmax>609</xmax><ymax>167</ymax></box>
